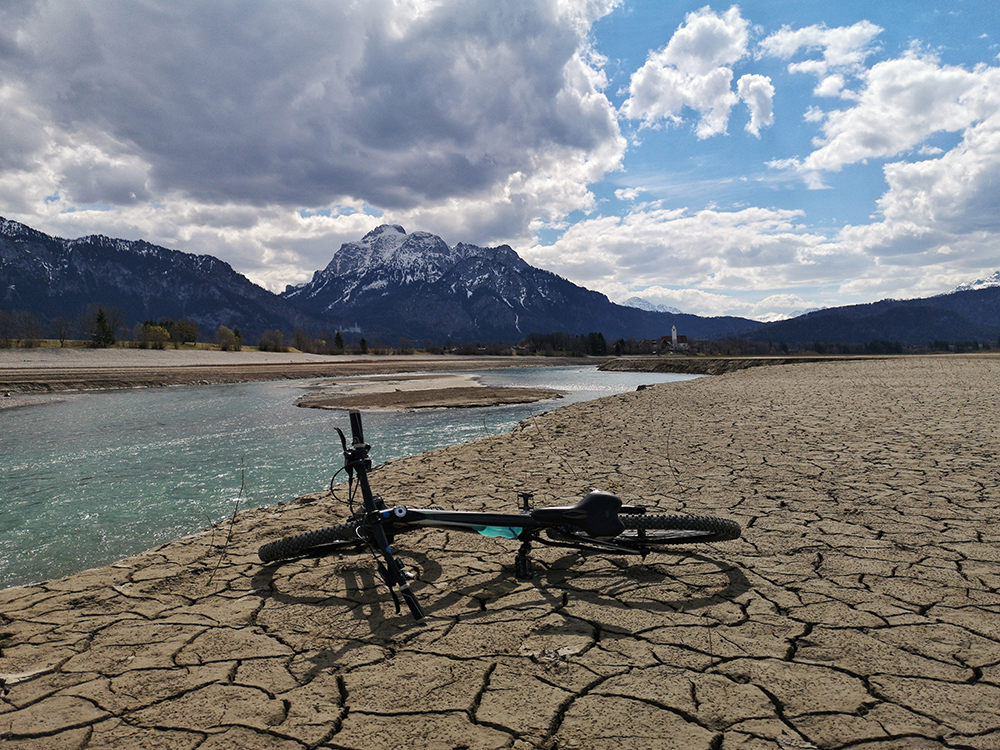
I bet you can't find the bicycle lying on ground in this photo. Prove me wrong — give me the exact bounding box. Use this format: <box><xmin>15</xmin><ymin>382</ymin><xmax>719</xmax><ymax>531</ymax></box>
<box><xmin>258</xmin><ymin>410</ymin><xmax>742</xmax><ymax>623</ymax></box>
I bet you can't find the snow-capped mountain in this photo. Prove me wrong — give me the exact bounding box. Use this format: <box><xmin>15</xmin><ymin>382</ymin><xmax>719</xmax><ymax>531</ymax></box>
<box><xmin>284</xmin><ymin>225</ymin><xmax>483</xmax><ymax>306</ymax></box>
<box><xmin>621</xmin><ymin>297</ymin><xmax>683</xmax><ymax>315</ymax></box>
<box><xmin>949</xmin><ymin>271</ymin><xmax>1000</xmax><ymax>293</ymax></box>
<box><xmin>282</xmin><ymin>225</ymin><xmax>753</xmax><ymax>343</ymax></box>
<box><xmin>751</xmin><ymin>307</ymin><xmax>824</xmax><ymax>323</ymax></box>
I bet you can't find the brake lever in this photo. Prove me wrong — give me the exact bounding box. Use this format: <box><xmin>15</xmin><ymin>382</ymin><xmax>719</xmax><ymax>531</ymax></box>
<box><xmin>335</xmin><ymin>426</ymin><xmax>354</xmax><ymax>482</ymax></box>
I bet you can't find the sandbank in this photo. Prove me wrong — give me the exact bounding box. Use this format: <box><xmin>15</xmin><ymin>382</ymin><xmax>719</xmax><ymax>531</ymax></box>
<box><xmin>296</xmin><ymin>372</ymin><xmax>562</xmax><ymax>410</ymax></box>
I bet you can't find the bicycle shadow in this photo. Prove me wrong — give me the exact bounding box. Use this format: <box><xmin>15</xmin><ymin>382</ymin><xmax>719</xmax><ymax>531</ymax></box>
<box><xmin>251</xmin><ymin>542</ymin><xmax>750</xmax><ymax>638</ymax></box>
<box><xmin>417</xmin><ymin>546</ymin><xmax>750</xmax><ymax>619</ymax></box>
<box><xmin>250</xmin><ymin>546</ymin><xmax>750</xmax><ymax>685</ymax></box>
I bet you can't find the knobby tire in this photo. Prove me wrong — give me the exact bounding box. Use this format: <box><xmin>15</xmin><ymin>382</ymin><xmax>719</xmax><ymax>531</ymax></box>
<box><xmin>258</xmin><ymin>519</ymin><xmax>365</xmax><ymax>563</ymax></box>
<box><xmin>618</xmin><ymin>513</ymin><xmax>741</xmax><ymax>544</ymax></box>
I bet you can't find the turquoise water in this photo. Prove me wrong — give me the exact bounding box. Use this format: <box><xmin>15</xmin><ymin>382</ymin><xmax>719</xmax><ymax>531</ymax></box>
<box><xmin>1</xmin><ymin>366</ymin><xmax>696</xmax><ymax>588</ymax></box>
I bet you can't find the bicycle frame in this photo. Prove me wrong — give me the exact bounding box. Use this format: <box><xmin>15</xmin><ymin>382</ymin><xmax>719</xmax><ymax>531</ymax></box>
<box><xmin>334</xmin><ymin>410</ymin><xmax>663</xmax><ymax>622</ymax></box>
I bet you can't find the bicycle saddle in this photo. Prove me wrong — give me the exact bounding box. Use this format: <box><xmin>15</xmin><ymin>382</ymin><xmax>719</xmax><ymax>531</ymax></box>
<box><xmin>530</xmin><ymin>490</ymin><xmax>625</xmax><ymax>538</ymax></box>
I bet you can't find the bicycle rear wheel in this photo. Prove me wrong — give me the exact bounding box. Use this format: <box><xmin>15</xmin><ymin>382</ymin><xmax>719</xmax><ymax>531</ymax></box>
<box><xmin>617</xmin><ymin>513</ymin><xmax>741</xmax><ymax>545</ymax></box>
<box><xmin>258</xmin><ymin>519</ymin><xmax>365</xmax><ymax>563</ymax></box>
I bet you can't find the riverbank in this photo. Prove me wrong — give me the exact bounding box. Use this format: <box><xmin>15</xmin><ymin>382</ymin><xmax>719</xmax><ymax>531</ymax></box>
<box><xmin>599</xmin><ymin>353</ymin><xmax>873</xmax><ymax>375</ymax></box>
<box><xmin>2</xmin><ymin>354</ymin><xmax>997</xmax><ymax>748</ymax></box>
<box><xmin>0</xmin><ymin>348</ymin><xmax>595</xmax><ymax>409</ymax></box>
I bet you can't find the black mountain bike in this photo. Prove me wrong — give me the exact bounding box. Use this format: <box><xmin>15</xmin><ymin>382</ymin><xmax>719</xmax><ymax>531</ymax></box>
<box><xmin>259</xmin><ymin>410</ymin><xmax>741</xmax><ymax>623</ymax></box>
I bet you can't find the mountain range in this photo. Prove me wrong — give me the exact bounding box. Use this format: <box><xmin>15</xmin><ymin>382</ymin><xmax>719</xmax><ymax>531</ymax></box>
<box><xmin>621</xmin><ymin>297</ymin><xmax>682</xmax><ymax>315</ymax></box>
<box><xmin>1</xmin><ymin>219</ymin><xmax>751</xmax><ymax>344</ymax></box>
<box><xmin>2</xmin><ymin>215</ymin><xmax>999</xmax><ymax>347</ymax></box>
<box><xmin>950</xmin><ymin>271</ymin><xmax>1000</xmax><ymax>293</ymax></box>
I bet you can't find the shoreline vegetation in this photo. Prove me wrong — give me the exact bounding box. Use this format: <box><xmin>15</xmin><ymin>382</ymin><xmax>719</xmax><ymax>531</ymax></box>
<box><xmin>1</xmin><ymin>354</ymin><xmax>998</xmax><ymax>745</ymax></box>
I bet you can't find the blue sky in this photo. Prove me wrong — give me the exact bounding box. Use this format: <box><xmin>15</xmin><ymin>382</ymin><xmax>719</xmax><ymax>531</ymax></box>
<box><xmin>2</xmin><ymin>1</ymin><xmax>999</xmax><ymax>320</ymax></box>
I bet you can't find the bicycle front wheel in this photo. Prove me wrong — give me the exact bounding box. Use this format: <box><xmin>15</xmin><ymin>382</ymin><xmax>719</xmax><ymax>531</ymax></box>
<box><xmin>258</xmin><ymin>519</ymin><xmax>365</xmax><ymax>563</ymax></box>
<box><xmin>617</xmin><ymin>513</ymin><xmax>741</xmax><ymax>545</ymax></box>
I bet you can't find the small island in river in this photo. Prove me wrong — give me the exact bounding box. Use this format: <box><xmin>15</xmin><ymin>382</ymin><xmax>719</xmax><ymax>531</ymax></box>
<box><xmin>294</xmin><ymin>372</ymin><xmax>562</xmax><ymax>410</ymax></box>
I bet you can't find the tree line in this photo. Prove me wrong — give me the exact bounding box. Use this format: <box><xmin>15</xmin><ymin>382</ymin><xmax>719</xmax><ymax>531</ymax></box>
<box><xmin>4</xmin><ymin>304</ymin><xmax>1000</xmax><ymax>356</ymax></box>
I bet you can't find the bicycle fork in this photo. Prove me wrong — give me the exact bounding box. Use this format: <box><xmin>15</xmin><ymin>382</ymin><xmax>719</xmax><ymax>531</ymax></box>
<box><xmin>351</xmin><ymin>461</ymin><xmax>427</xmax><ymax>623</ymax></box>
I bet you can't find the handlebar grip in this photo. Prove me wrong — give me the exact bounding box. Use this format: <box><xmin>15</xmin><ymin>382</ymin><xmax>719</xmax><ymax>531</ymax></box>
<box><xmin>349</xmin><ymin>410</ymin><xmax>365</xmax><ymax>446</ymax></box>
<box><xmin>399</xmin><ymin>584</ymin><xmax>426</xmax><ymax>623</ymax></box>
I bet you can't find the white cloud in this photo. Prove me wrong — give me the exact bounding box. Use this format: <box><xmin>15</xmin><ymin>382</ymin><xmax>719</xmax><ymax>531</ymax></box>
<box><xmin>802</xmin><ymin>55</ymin><xmax>1000</xmax><ymax>173</ymax></box>
<box><xmin>521</xmin><ymin>205</ymin><xmax>842</xmax><ymax>295</ymax></box>
<box><xmin>737</xmin><ymin>74</ymin><xmax>774</xmax><ymax>136</ymax></box>
<box><xmin>538</xmin><ymin>19</ymin><xmax>1000</xmax><ymax>319</ymax></box>
<box><xmin>878</xmin><ymin>115</ymin><xmax>1000</xmax><ymax>233</ymax></box>
<box><xmin>615</xmin><ymin>187</ymin><xmax>643</xmax><ymax>201</ymax></box>
<box><xmin>813</xmin><ymin>74</ymin><xmax>845</xmax><ymax>97</ymax></box>
<box><xmin>759</xmin><ymin>19</ymin><xmax>882</xmax><ymax>83</ymax></box>
<box><xmin>622</xmin><ymin>6</ymin><xmax>770</xmax><ymax>138</ymax></box>
<box><xmin>616</xmin><ymin>287</ymin><xmax>815</xmax><ymax>321</ymax></box>
<box><xmin>760</xmin><ymin>32</ymin><xmax>1000</xmax><ymax>286</ymax></box>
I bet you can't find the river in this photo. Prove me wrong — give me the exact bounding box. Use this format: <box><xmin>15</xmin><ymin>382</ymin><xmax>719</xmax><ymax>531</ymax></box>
<box><xmin>1</xmin><ymin>366</ymin><xmax>697</xmax><ymax>588</ymax></box>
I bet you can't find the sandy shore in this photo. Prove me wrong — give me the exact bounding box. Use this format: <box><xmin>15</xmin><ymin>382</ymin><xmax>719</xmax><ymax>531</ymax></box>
<box><xmin>2</xmin><ymin>354</ymin><xmax>999</xmax><ymax>748</ymax></box>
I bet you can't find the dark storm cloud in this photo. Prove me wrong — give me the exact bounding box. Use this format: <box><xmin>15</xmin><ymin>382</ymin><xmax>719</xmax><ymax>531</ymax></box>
<box><xmin>2</xmin><ymin>0</ymin><xmax>619</xmax><ymax>209</ymax></box>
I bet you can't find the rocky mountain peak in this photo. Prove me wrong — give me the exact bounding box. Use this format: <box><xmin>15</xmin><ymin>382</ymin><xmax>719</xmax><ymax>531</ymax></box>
<box><xmin>1</xmin><ymin>216</ymin><xmax>51</xmax><ymax>241</ymax></box>
<box><xmin>950</xmin><ymin>270</ymin><xmax>1000</xmax><ymax>293</ymax></box>
<box><xmin>290</xmin><ymin>226</ymin><xmax>492</xmax><ymax>308</ymax></box>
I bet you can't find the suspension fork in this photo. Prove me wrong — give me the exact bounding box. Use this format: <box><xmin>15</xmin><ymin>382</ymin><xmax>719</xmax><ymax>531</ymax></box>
<box><xmin>352</xmin><ymin>459</ymin><xmax>426</xmax><ymax>623</ymax></box>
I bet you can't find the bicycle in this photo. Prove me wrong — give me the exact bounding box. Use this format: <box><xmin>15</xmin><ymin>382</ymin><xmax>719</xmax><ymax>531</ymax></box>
<box><xmin>258</xmin><ymin>410</ymin><xmax>742</xmax><ymax>623</ymax></box>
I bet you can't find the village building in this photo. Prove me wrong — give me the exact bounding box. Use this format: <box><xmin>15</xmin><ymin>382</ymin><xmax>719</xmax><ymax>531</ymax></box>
<box><xmin>646</xmin><ymin>325</ymin><xmax>689</xmax><ymax>352</ymax></box>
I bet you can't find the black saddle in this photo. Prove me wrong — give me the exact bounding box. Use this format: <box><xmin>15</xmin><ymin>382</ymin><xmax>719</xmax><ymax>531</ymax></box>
<box><xmin>530</xmin><ymin>490</ymin><xmax>625</xmax><ymax>538</ymax></box>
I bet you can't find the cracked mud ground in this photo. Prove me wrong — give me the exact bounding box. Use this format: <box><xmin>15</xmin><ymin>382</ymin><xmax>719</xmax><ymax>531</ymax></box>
<box><xmin>2</xmin><ymin>355</ymin><xmax>999</xmax><ymax>749</ymax></box>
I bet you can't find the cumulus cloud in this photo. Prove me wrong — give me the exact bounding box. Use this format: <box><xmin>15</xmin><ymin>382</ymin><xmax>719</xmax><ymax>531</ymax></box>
<box><xmin>802</xmin><ymin>55</ymin><xmax>1000</xmax><ymax>172</ymax></box>
<box><xmin>556</xmin><ymin>16</ymin><xmax>1000</xmax><ymax>318</ymax></box>
<box><xmin>521</xmin><ymin>205</ymin><xmax>842</xmax><ymax>297</ymax></box>
<box><xmin>753</xmin><ymin>20</ymin><xmax>1000</xmax><ymax>304</ymax></box>
<box><xmin>829</xmin><ymin>104</ymin><xmax>1000</xmax><ymax>288</ymax></box>
<box><xmin>621</xmin><ymin>6</ymin><xmax>771</xmax><ymax>138</ymax></box>
<box><xmin>0</xmin><ymin>0</ymin><xmax>625</xmax><ymax>281</ymax></box>
<box><xmin>759</xmin><ymin>19</ymin><xmax>882</xmax><ymax>95</ymax></box>
<box><xmin>736</xmin><ymin>74</ymin><xmax>774</xmax><ymax>136</ymax></box>
<box><xmin>878</xmin><ymin>115</ymin><xmax>1000</xmax><ymax>233</ymax></box>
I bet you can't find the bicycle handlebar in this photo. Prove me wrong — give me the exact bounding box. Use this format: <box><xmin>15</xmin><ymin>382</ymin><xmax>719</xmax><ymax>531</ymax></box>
<box><xmin>349</xmin><ymin>409</ymin><xmax>365</xmax><ymax>448</ymax></box>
